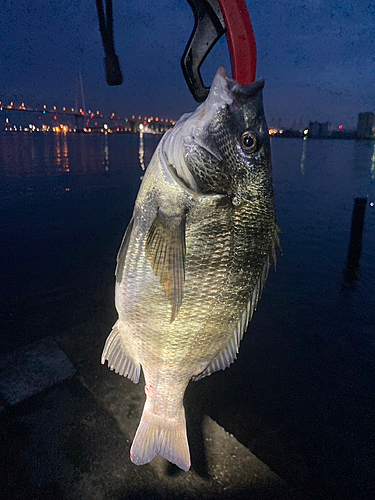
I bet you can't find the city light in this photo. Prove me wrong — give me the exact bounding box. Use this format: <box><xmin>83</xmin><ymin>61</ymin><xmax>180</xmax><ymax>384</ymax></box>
<box><xmin>0</xmin><ymin>99</ymin><xmax>177</xmax><ymax>135</ymax></box>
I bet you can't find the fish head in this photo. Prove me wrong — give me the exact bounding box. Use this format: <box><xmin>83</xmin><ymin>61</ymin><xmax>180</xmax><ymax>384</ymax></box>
<box><xmin>163</xmin><ymin>66</ymin><xmax>272</xmax><ymax>205</ymax></box>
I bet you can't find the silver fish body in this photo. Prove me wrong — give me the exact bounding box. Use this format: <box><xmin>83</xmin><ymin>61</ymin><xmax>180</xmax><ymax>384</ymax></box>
<box><xmin>101</xmin><ymin>67</ymin><xmax>279</xmax><ymax>471</ymax></box>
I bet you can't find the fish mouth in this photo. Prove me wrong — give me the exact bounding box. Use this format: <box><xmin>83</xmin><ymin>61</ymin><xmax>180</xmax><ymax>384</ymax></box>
<box><xmin>213</xmin><ymin>66</ymin><xmax>265</xmax><ymax>112</ymax></box>
<box><xmin>188</xmin><ymin>66</ymin><xmax>265</xmax><ymax>157</ymax></box>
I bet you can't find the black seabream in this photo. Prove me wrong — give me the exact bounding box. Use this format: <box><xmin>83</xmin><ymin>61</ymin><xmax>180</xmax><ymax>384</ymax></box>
<box><xmin>102</xmin><ymin>66</ymin><xmax>280</xmax><ymax>471</ymax></box>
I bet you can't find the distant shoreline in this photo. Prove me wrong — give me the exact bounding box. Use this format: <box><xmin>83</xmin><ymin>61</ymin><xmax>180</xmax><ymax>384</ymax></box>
<box><xmin>271</xmin><ymin>133</ymin><xmax>374</xmax><ymax>141</ymax></box>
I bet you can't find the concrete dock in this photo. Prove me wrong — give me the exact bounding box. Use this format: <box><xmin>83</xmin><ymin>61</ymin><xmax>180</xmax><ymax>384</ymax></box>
<box><xmin>0</xmin><ymin>324</ymin><xmax>303</xmax><ymax>500</ymax></box>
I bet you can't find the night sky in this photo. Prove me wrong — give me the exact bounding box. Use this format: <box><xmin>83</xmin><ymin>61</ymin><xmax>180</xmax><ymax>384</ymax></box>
<box><xmin>0</xmin><ymin>0</ymin><xmax>374</xmax><ymax>128</ymax></box>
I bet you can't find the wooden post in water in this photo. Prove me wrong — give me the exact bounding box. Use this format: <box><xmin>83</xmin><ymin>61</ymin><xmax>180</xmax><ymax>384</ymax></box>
<box><xmin>343</xmin><ymin>198</ymin><xmax>367</xmax><ymax>285</ymax></box>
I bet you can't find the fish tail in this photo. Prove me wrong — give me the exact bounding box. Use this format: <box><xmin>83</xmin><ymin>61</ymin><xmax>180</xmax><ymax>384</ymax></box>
<box><xmin>130</xmin><ymin>401</ymin><xmax>190</xmax><ymax>471</ymax></box>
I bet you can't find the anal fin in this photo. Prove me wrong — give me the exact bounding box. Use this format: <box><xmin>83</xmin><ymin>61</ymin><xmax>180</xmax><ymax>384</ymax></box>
<box><xmin>192</xmin><ymin>331</ymin><xmax>239</xmax><ymax>381</ymax></box>
<box><xmin>101</xmin><ymin>322</ymin><xmax>140</xmax><ymax>383</ymax></box>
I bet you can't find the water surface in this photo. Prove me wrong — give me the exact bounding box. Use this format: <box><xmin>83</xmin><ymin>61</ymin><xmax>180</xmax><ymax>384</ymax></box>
<box><xmin>1</xmin><ymin>131</ymin><xmax>374</xmax><ymax>498</ymax></box>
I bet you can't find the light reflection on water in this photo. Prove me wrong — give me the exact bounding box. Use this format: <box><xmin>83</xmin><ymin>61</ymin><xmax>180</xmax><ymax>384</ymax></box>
<box><xmin>139</xmin><ymin>131</ymin><xmax>146</xmax><ymax>171</ymax></box>
<box><xmin>0</xmin><ymin>131</ymin><xmax>159</xmax><ymax>179</ymax></box>
<box><xmin>103</xmin><ymin>133</ymin><xmax>109</xmax><ymax>172</ymax></box>
<box><xmin>54</xmin><ymin>132</ymin><xmax>70</xmax><ymax>172</ymax></box>
<box><xmin>299</xmin><ymin>136</ymin><xmax>307</xmax><ymax>175</ymax></box>
<box><xmin>0</xmin><ymin>131</ymin><xmax>161</xmax><ymax>199</ymax></box>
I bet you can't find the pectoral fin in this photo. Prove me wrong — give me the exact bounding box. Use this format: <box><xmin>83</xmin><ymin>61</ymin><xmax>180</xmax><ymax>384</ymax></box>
<box><xmin>145</xmin><ymin>208</ymin><xmax>187</xmax><ymax>321</ymax></box>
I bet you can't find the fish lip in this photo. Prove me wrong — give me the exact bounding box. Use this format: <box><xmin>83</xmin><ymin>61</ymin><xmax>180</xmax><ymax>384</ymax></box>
<box><xmin>215</xmin><ymin>65</ymin><xmax>265</xmax><ymax>98</ymax></box>
<box><xmin>212</xmin><ymin>66</ymin><xmax>265</xmax><ymax>113</ymax></box>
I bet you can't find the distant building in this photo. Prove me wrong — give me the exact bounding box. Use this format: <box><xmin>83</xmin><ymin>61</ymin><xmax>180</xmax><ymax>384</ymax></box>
<box><xmin>129</xmin><ymin>119</ymin><xmax>137</xmax><ymax>134</ymax></box>
<box><xmin>356</xmin><ymin>112</ymin><xmax>374</xmax><ymax>140</ymax></box>
<box><xmin>308</xmin><ymin>121</ymin><xmax>332</xmax><ymax>138</ymax></box>
<box><xmin>320</xmin><ymin>122</ymin><xmax>331</xmax><ymax>137</ymax></box>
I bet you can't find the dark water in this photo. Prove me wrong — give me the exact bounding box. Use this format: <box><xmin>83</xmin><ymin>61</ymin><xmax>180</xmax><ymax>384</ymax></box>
<box><xmin>1</xmin><ymin>131</ymin><xmax>375</xmax><ymax>498</ymax></box>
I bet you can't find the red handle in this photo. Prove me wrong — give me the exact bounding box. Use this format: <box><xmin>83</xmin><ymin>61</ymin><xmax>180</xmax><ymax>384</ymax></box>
<box><xmin>217</xmin><ymin>0</ymin><xmax>257</xmax><ymax>84</ymax></box>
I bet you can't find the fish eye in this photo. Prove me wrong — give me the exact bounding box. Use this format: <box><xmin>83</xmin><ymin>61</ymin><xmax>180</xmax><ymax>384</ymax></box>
<box><xmin>241</xmin><ymin>131</ymin><xmax>258</xmax><ymax>154</ymax></box>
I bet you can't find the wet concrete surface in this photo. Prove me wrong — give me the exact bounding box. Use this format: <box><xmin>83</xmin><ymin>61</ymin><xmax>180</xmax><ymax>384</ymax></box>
<box><xmin>0</xmin><ymin>313</ymin><xmax>304</xmax><ymax>500</ymax></box>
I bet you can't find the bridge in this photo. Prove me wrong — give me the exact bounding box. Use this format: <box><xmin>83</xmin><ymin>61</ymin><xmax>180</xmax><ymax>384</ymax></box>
<box><xmin>0</xmin><ymin>100</ymin><xmax>176</xmax><ymax>134</ymax></box>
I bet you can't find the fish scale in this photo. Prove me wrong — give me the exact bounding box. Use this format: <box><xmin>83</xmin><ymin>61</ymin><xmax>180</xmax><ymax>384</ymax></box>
<box><xmin>101</xmin><ymin>67</ymin><xmax>279</xmax><ymax>471</ymax></box>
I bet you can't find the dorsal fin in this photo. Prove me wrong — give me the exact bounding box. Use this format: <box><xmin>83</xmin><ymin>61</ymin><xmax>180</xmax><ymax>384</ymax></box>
<box><xmin>116</xmin><ymin>217</ymin><xmax>135</xmax><ymax>283</ymax></box>
<box><xmin>193</xmin><ymin>226</ymin><xmax>280</xmax><ymax>381</ymax></box>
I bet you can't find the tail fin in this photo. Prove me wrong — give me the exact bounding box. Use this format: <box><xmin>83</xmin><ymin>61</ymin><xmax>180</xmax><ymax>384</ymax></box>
<box><xmin>130</xmin><ymin>401</ymin><xmax>190</xmax><ymax>471</ymax></box>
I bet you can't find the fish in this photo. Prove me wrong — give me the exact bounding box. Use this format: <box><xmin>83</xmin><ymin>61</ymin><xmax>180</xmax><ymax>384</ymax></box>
<box><xmin>101</xmin><ymin>66</ymin><xmax>280</xmax><ymax>472</ymax></box>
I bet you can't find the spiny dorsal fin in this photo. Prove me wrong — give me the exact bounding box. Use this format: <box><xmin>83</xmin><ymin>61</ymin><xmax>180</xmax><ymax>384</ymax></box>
<box><xmin>116</xmin><ymin>217</ymin><xmax>135</xmax><ymax>283</ymax></box>
<box><xmin>193</xmin><ymin>226</ymin><xmax>281</xmax><ymax>381</ymax></box>
<box><xmin>145</xmin><ymin>208</ymin><xmax>187</xmax><ymax>322</ymax></box>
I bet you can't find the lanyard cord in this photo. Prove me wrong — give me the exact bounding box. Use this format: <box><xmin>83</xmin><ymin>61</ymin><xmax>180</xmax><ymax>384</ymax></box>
<box><xmin>95</xmin><ymin>0</ymin><xmax>123</xmax><ymax>86</ymax></box>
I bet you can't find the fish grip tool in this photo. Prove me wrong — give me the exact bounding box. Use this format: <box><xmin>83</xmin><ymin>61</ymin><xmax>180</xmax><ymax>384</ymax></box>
<box><xmin>182</xmin><ymin>0</ymin><xmax>257</xmax><ymax>102</ymax></box>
